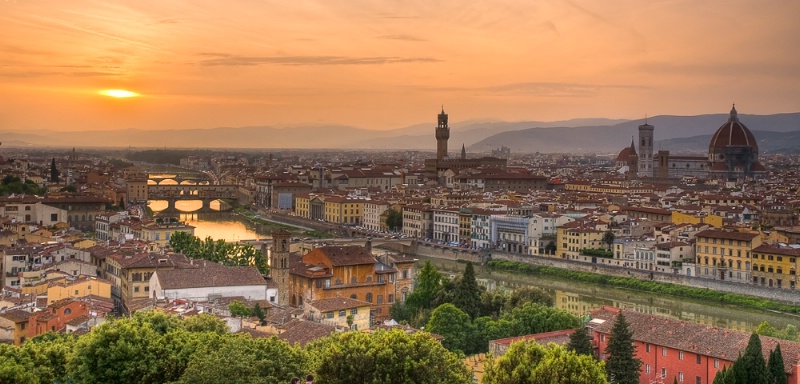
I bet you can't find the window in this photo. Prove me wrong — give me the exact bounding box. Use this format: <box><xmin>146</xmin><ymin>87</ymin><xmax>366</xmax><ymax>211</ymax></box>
<box><xmin>662</xmin><ymin>368</ymin><xmax>666</xmax><ymax>378</ymax></box>
<box><xmin>339</xmin><ymin>310</ymin><xmax>346</xmax><ymax>317</ymax></box>
<box><xmin>51</xmin><ymin>213</ymin><xmax>58</xmax><ymax>221</ymax></box>
<box><xmin>679</xmin><ymin>351</ymin><xmax>684</xmax><ymax>360</ymax></box>
<box><xmin>326</xmin><ymin>312</ymin><xmax>334</xmax><ymax>319</ymax></box>
<box><xmin>366</xmin><ymin>292</ymin><xmax>373</xmax><ymax>303</ymax></box>
<box><xmin>662</xmin><ymin>347</ymin><xmax>667</xmax><ymax>357</ymax></box>
<box><xmin>350</xmin><ymin>294</ymin><xmax>357</xmax><ymax>300</ymax></box>
<box><xmin>714</xmin><ymin>359</ymin><xmax>719</xmax><ymax>368</ymax></box>
<box><xmin>134</xmin><ymin>286</ymin><xmax>140</xmax><ymax>292</ymax></box>
<box><xmin>646</xmin><ymin>344</ymin><xmax>650</xmax><ymax>353</ymax></box>
<box><xmin>696</xmin><ymin>376</ymin><xmax>701</xmax><ymax>384</ymax></box>
<box><xmin>350</xmin><ymin>308</ymin><xmax>357</xmax><ymax>315</ymax></box>
<box><xmin>600</xmin><ymin>335</ymin><xmax>605</xmax><ymax>342</ymax></box>
<box><xmin>388</xmin><ymin>294</ymin><xmax>394</xmax><ymax>303</ymax></box>
<box><xmin>679</xmin><ymin>372</ymin><xmax>684</xmax><ymax>382</ymax></box>
<box><xmin>696</xmin><ymin>354</ymin><xmax>701</xmax><ymax>364</ymax></box>
<box><xmin>377</xmin><ymin>295</ymin><xmax>383</xmax><ymax>304</ymax></box>
<box><xmin>646</xmin><ymin>364</ymin><xmax>651</xmax><ymax>374</ymax></box>
<box><xmin>64</xmin><ymin>308</ymin><xmax>72</xmax><ymax>315</ymax></box>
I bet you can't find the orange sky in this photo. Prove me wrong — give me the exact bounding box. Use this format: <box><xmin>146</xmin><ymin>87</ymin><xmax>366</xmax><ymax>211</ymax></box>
<box><xmin>1</xmin><ymin>0</ymin><xmax>799</xmax><ymax>132</ymax></box>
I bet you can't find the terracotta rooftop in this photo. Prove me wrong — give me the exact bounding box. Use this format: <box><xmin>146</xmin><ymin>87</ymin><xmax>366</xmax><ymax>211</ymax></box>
<box><xmin>155</xmin><ymin>263</ymin><xmax>265</xmax><ymax>290</ymax></box>
<box><xmin>277</xmin><ymin>319</ymin><xmax>336</xmax><ymax>347</ymax></box>
<box><xmin>590</xmin><ymin>306</ymin><xmax>800</xmax><ymax>374</ymax></box>
<box><xmin>310</xmin><ymin>297</ymin><xmax>371</xmax><ymax>313</ymax></box>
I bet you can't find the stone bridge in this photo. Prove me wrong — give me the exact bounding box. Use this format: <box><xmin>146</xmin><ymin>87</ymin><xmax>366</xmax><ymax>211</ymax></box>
<box><xmin>147</xmin><ymin>184</ymin><xmax>239</xmax><ymax>212</ymax></box>
<box><xmin>148</xmin><ymin>174</ymin><xmax>212</xmax><ymax>185</ymax></box>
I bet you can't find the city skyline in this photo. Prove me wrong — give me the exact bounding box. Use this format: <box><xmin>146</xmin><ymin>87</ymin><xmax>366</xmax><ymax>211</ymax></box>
<box><xmin>2</xmin><ymin>0</ymin><xmax>799</xmax><ymax>132</ymax></box>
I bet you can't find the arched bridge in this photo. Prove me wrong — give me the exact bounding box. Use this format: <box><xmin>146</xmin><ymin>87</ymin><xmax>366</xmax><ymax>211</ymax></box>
<box><xmin>148</xmin><ymin>173</ymin><xmax>212</xmax><ymax>185</ymax></box>
<box><xmin>148</xmin><ymin>184</ymin><xmax>239</xmax><ymax>211</ymax></box>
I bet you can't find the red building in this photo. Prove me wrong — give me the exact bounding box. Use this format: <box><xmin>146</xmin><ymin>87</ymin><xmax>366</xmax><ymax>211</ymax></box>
<box><xmin>28</xmin><ymin>298</ymin><xmax>90</xmax><ymax>337</ymax></box>
<box><xmin>589</xmin><ymin>306</ymin><xmax>800</xmax><ymax>384</ymax></box>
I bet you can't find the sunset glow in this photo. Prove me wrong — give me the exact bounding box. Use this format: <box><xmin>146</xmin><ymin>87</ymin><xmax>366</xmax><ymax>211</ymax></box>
<box><xmin>0</xmin><ymin>1</ymin><xmax>798</xmax><ymax>131</ymax></box>
<box><xmin>99</xmin><ymin>89</ymin><xmax>140</xmax><ymax>98</ymax></box>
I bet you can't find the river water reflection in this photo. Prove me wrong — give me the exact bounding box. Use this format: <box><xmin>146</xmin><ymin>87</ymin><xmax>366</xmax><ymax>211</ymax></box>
<box><xmin>413</xmin><ymin>255</ymin><xmax>800</xmax><ymax>333</ymax></box>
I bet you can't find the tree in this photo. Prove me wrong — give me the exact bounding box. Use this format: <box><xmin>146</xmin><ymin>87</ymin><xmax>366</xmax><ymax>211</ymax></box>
<box><xmin>567</xmin><ymin>325</ymin><xmax>594</xmax><ymax>357</ymax></box>
<box><xmin>713</xmin><ymin>366</ymin><xmax>734</xmax><ymax>384</ymax></box>
<box><xmin>504</xmin><ymin>286</ymin><xmax>554</xmax><ymax>310</ymax></box>
<box><xmin>182</xmin><ymin>314</ymin><xmax>229</xmax><ymax>334</ymax></box>
<box><xmin>306</xmin><ymin>329</ymin><xmax>471</xmax><ymax>384</ymax></box>
<box><xmin>604</xmin><ymin>313</ymin><xmax>641</xmax><ymax>384</ymax></box>
<box><xmin>385</xmin><ymin>208</ymin><xmax>402</xmax><ymax>232</ymax></box>
<box><xmin>177</xmin><ymin>335</ymin><xmax>306</xmax><ymax>384</ymax></box>
<box><xmin>407</xmin><ymin>260</ymin><xmax>443</xmax><ymax>310</ymax></box>
<box><xmin>451</xmin><ymin>261</ymin><xmax>482</xmax><ymax>319</ymax></box>
<box><xmin>229</xmin><ymin>301</ymin><xmax>252</xmax><ymax>319</ymax></box>
<box><xmin>602</xmin><ymin>231</ymin><xmax>615</xmax><ymax>251</ymax></box>
<box><xmin>425</xmin><ymin>303</ymin><xmax>474</xmax><ymax>354</ymax></box>
<box><xmin>50</xmin><ymin>158</ymin><xmax>59</xmax><ymax>183</ymax></box>
<box><xmin>544</xmin><ymin>241</ymin><xmax>557</xmax><ymax>255</ymax></box>
<box><xmin>483</xmin><ymin>341</ymin><xmax>607</xmax><ymax>384</ymax></box>
<box><xmin>730</xmin><ymin>333</ymin><xmax>769</xmax><ymax>384</ymax></box>
<box><xmin>252</xmin><ymin>303</ymin><xmax>266</xmax><ymax>326</ymax></box>
<box><xmin>767</xmin><ymin>344</ymin><xmax>787</xmax><ymax>384</ymax></box>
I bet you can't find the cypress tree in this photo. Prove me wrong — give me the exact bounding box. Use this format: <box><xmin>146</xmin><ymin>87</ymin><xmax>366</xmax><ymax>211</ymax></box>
<box><xmin>50</xmin><ymin>158</ymin><xmax>59</xmax><ymax>183</ymax></box>
<box><xmin>451</xmin><ymin>261</ymin><xmax>481</xmax><ymax>319</ymax></box>
<box><xmin>731</xmin><ymin>333</ymin><xmax>769</xmax><ymax>384</ymax></box>
<box><xmin>567</xmin><ymin>325</ymin><xmax>594</xmax><ymax>357</ymax></box>
<box><xmin>604</xmin><ymin>312</ymin><xmax>642</xmax><ymax>384</ymax></box>
<box><xmin>768</xmin><ymin>344</ymin><xmax>787</xmax><ymax>384</ymax></box>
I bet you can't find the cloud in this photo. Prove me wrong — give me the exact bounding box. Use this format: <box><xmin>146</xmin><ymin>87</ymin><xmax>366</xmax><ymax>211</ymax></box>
<box><xmin>200</xmin><ymin>55</ymin><xmax>441</xmax><ymax>66</ymax></box>
<box><xmin>422</xmin><ymin>82</ymin><xmax>649</xmax><ymax>98</ymax></box>
<box><xmin>377</xmin><ymin>34</ymin><xmax>426</xmax><ymax>42</ymax></box>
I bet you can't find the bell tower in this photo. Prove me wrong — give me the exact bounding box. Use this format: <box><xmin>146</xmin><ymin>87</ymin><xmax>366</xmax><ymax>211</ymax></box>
<box><xmin>436</xmin><ymin>106</ymin><xmax>450</xmax><ymax>160</ymax></box>
<box><xmin>270</xmin><ymin>229</ymin><xmax>292</xmax><ymax>306</ymax></box>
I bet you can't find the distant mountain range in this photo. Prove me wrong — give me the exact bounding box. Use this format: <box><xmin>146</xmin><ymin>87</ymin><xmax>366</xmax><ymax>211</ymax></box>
<box><xmin>1</xmin><ymin>113</ymin><xmax>799</xmax><ymax>154</ymax></box>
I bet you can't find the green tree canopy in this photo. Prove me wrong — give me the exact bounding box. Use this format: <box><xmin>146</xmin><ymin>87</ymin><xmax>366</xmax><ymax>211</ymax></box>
<box><xmin>306</xmin><ymin>329</ymin><xmax>471</xmax><ymax>384</ymax></box>
<box><xmin>426</xmin><ymin>303</ymin><xmax>475</xmax><ymax>354</ymax></box>
<box><xmin>604</xmin><ymin>313</ymin><xmax>642</xmax><ymax>384</ymax></box>
<box><xmin>482</xmin><ymin>341</ymin><xmax>607</xmax><ymax>384</ymax></box>
<box><xmin>386</xmin><ymin>208</ymin><xmax>402</xmax><ymax>232</ymax></box>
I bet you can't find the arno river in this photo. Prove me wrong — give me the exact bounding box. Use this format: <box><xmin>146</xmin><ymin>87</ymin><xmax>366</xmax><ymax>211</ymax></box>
<box><xmin>153</xmin><ymin>207</ymin><xmax>800</xmax><ymax>333</ymax></box>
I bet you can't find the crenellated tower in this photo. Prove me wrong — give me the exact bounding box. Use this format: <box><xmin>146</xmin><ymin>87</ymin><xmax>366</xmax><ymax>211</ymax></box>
<box><xmin>638</xmin><ymin>119</ymin><xmax>654</xmax><ymax>178</ymax></box>
<box><xmin>436</xmin><ymin>106</ymin><xmax>450</xmax><ymax>160</ymax></box>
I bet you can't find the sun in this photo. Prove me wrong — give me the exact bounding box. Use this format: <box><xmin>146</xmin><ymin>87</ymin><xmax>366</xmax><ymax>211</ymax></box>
<box><xmin>99</xmin><ymin>89</ymin><xmax>140</xmax><ymax>98</ymax></box>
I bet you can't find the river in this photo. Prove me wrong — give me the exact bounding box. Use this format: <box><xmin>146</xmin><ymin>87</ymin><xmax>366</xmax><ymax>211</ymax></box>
<box><xmin>148</xmin><ymin>201</ymin><xmax>269</xmax><ymax>241</ymax></box>
<box><xmin>411</xmin><ymin>254</ymin><xmax>800</xmax><ymax>333</ymax></box>
<box><xmin>150</xmin><ymin>210</ymin><xmax>800</xmax><ymax>333</ymax></box>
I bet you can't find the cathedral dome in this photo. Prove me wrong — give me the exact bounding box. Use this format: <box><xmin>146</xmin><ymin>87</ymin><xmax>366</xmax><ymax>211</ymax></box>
<box><xmin>708</xmin><ymin>105</ymin><xmax>758</xmax><ymax>152</ymax></box>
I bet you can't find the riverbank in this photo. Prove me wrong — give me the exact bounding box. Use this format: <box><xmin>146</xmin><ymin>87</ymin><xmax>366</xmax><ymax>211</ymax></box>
<box><xmin>486</xmin><ymin>259</ymin><xmax>800</xmax><ymax>315</ymax></box>
<box><xmin>234</xmin><ymin>207</ymin><xmax>332</xmax><ymax>239</ymax></box>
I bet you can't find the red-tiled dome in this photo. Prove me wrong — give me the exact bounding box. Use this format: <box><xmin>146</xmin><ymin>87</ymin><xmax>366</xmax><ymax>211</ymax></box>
<box><xmin>708</xmin><ymin>105</ymin><xmax>758</xmax><ymax>152</ymax></box>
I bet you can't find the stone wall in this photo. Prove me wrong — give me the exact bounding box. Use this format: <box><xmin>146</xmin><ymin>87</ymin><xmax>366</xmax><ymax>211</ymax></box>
<box><xmin>409</xmin><ymin>243</ymin><xmax>483</xmax><ymax>264</ymax></box>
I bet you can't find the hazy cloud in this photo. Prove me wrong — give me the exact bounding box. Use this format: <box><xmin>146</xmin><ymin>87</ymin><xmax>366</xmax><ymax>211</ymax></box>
<box><xmin>377</xmin><ymin>34</ymin><xmax>426</xmax><ymax>42</ymax></box>
<box><xmin>423</xmin><ymin>82</ymin><xmax>648</xmax><ymax>97</ymax></box>
<box><xmin>201</xmin><ymin>55</ymin><xmax>441</xmax><ymax>66</ymax></box>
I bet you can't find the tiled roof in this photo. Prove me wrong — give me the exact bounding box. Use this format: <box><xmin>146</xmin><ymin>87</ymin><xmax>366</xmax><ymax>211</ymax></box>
<box><xmin>310</xmin><ymin>297</ymin><xmax>371</xmax><ymax>312</ymax></box>
<box><xmin>307</xmin><ymin>246</ymin><xmax>376</xmax><ymax>267</ymax></box>
<box><xmin>590</xmin><ymin>307</ymin><xmax>800</xmax><ymax>374</ymax></box>
<box><xmin>155</xmin><ymin>263</ymin><xmax>265</xmax><ymax>290</ymax></box>
<box><xmin>0</xmin><ymin>309</ymin><xmax>33</xmax><ymax>323</ymax></box>
<box><xmin>695</xmin><ymin>230</ymin><xmax>759</xmax><ymax>241</ymax></box>
<box><xmin>278</xmin><ymin>319</ymin><xmax>336</xmax><ymax>347</ymax></box>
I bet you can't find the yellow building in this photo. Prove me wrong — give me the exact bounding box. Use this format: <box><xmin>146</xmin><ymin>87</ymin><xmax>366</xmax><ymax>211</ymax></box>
<box><xmin>294</xmin><ymin>194</ymin><xmax>311</xmax><ymax>218</ymax></box>
<box><xmin>557</xmin><ymin>221</ymin><xmax>606</xmax><ymax>259</ymax></box>
<box><xmin>695</xmin><ymin>230</ymin><xmax>761</xmax><ymax>283</ymax></box>
<box><xmin>671</xmin><ymin>211</ymin><xmax>723</xmax><ymax>228</ymax></box>
<box><xmin>751</xmin><ymin>244</ymin><xmax>800</xmax><ymax>290</ymax></box>
<box><xmin>140</xmin><ymin>221</ymin><xmax>195</xmax><ymax>247</ymax></box>
<box><xmin>47</xmin><ymin>276</ymin><xmax>113</xmax><ymax>304</ymax></box>
<box><xmin>323</xmin><ymin>197</ymin><xmax>363</xmax><ymax>225</ymax></box>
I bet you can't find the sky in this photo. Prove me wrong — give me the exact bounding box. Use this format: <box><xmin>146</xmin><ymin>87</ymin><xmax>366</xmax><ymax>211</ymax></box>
<box><xmin>1</xmin><ymin>0</ymin><xmax>799</xmax><ymax>132</ymax></box>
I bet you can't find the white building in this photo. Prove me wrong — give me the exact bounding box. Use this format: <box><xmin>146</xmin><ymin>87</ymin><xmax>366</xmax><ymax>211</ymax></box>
<box><xmin>491</xmin><ymin>215</ymin><xmax>530</xmax><ymax>254</ymax></box>
<box><xmin>150</xmin><ymin>262</ymin><xmax>276</xmax><ymax>303</ymax></box>
<box><xmin>432</xmin><ymin>207</ymin><xmax>461</xmax><ymax>245</ymax></box>
<box><xmin>363</xmin><ymin>200</ymin><xmax>390</xmax><ymax>232</ymax></box>
<box><xmin>528</xmin><ymin>213</ymin><xmax>571</xmax><ymax>256</ymax></box>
